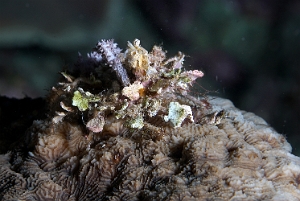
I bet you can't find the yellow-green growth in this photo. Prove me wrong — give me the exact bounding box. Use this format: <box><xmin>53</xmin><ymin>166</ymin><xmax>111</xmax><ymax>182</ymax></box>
<box><xmin>72</xmin><ymin>89</ymin><xmax>101</xmax><ymax>111</ymax></box>
<box><xmin>72</xmin><ymin>90</ymin><xmax>89</xmax><ymax>111</ymax></box>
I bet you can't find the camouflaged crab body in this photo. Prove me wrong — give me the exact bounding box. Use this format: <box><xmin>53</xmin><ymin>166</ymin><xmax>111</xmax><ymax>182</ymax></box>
<box><xmin>50</xmin><ymin>39</ymin><xmax>204</xmax><ymax>133</ymax></box>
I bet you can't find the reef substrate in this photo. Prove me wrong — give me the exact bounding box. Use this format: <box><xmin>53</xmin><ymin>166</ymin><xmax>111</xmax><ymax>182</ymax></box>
<box><xmin>1</xmin><ymin>39</ymin><xmax>300</xmax><ymax>201</ymax></box>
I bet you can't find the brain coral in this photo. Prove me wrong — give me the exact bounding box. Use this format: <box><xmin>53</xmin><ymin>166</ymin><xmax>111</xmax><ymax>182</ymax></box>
<box><xmin>1</xmin><ymin>39</ymin><xmax>300</xmax><ymax>201</ymax></box>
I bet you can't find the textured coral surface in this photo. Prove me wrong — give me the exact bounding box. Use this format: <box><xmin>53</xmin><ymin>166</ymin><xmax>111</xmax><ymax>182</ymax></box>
<box><xmin>1</xmin><ymin>39</ymin><xmax>300</xmax><ymax>201</ymax></box>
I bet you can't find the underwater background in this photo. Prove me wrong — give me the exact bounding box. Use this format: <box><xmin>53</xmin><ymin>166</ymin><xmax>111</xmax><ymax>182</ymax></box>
<box><xmin>0</xmin><ymin>0</ymin><xmax>300</xmax><ymax>155</ymax></box>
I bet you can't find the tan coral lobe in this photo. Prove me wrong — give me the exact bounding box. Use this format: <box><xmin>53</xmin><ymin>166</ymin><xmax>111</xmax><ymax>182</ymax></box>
<box><xmin>1</xmin><ymin>39</ymin><xmax>300</xmax><ymax>201</ymax></box>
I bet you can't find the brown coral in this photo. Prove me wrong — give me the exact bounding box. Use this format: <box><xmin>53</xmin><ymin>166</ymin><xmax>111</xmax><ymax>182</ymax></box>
<box><xmin>1</xmin><ymin>39</ymin><xmax>300</xmax><ymax>200</ymax></box>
